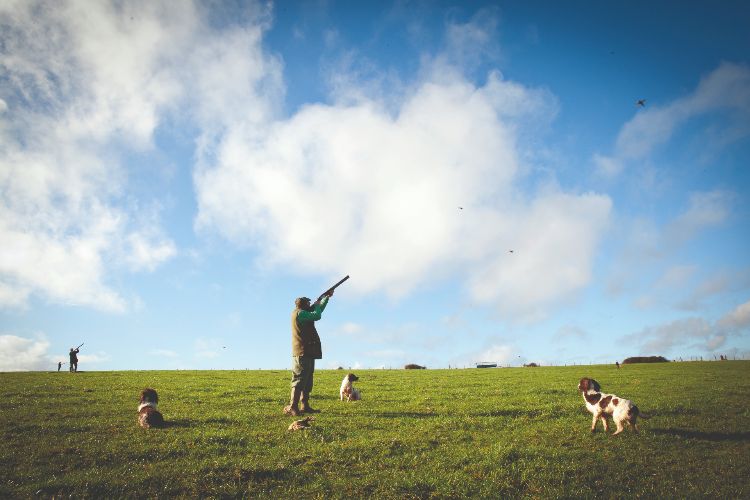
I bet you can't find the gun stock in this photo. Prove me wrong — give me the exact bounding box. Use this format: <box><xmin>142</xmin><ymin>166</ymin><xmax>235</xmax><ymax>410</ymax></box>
<box><xmin>317</xmin><ymin>275</ymin><xmax>349</xmax><ymax>302</ymax></box>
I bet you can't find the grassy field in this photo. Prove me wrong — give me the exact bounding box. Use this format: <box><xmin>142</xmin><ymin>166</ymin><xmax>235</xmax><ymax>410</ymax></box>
<box><xmin>1</xmin><ymin>362</ymin><xmax>749</xmax><ymax>498</ymax></box>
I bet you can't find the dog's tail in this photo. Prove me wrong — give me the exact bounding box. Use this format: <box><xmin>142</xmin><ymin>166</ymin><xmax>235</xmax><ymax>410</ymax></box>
<box><xmin>631</xmin><ymin>405</ymin><xmax>651</xmax><ymax>419</ymax></box>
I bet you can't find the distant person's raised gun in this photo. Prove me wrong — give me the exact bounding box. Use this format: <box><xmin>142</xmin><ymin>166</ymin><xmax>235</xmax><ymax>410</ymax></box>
<box><xmin>76</xmin><ymin>342</ymin><xmax>84</xmax><ymax>350</ymax></box>
<box><xmin>317</xmin><ymin>275</ymin><xmax>349</xmax><ymax>302</ymax></box>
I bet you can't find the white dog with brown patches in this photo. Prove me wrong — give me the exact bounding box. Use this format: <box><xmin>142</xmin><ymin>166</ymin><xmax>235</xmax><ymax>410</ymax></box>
<box><xmin>138</xmin><ymin>388</ymin><xmax>164</xmax><ymax>428</ymax></box>
<box><xmin>577</xmin><ymin>377</ymin><xmax>649</xmax><ymax>434</ymax></box>
<box><xmin>339</xmin><ymin>373</ymin><xmax>361</xmax><ymax>401</ymax></box>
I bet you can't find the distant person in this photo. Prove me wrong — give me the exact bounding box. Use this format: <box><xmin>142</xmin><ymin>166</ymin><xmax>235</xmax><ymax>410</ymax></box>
<box><xmin>284</xmin><ymin>290</ymin><xmax>334</xmax><ymax>416</ymax></box>
<box><xmin>69</xmin><ymin>347</ymin><xmax>80</xmax><ymax>372</ymax></box>
<box><xmin>615</xmin><ymin>361</ymin><xmax>620</xmax><ymax>369</ymax></box>
<box><xmin>58</xmin><ymin>361</ymin><xmax>62</xmax><ymax>372</ymax></box>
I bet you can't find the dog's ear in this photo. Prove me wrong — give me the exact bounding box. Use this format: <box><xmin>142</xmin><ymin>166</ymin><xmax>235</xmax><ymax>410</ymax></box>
<box><xmin>590</xmin><ymin>379</ymin><xmax>600</xmax><ymax>392</ymax></box>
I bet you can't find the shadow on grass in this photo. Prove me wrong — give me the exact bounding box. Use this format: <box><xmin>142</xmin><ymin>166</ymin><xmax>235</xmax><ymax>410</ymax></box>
<box><xmin>651</xmin><ymin>428</ymin><xmax>750</xmax><ymax>442</ymax></box>
<box><xmin>374</xmin><ymin>411</ymin><xmax>440</xmax><ymax>419</ymax></box>
<box><xmin>310</xmin><ymin>394</ymin><xmax>339</xmax><ymax>400</ymax></box>
<box><xmin>474</xmin><ymin>409</ymin><xmax>543</xmax><ymax>418</ymax></box>
<box><xmin>162</xmin><ymin>419</ymin><xmax>193</xmax><ymax>428</ymax></box>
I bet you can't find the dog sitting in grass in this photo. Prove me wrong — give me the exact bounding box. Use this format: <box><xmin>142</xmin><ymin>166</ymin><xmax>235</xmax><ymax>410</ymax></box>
<box><xmin>577</xmin><ymin>377</ymin><xmax>649</xmax><ymax>434</ymax></box>
<box><xmin>138</xmin><ymin>388</ymin><xmax>164</xmax><ymax>428</ymax></box>
<box><xmin>339</xmin><ymin>373</ymin><xmax>361</xmax><ymax>401</ymax></box>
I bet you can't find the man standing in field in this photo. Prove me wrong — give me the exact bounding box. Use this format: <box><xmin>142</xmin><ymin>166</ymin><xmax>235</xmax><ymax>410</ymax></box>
<box><xmin>284</xmin><ymin>291</ymin><xmax>334</xmax><ymax>416</ymax></box>
<box><xmin>69</xmin><ymin>347</ymin><xmax>79</xmax><ymax>372</ymax></box>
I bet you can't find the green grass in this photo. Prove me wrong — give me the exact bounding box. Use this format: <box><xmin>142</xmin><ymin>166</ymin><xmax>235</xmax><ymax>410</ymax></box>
<box><xmin>2</xmin><ymin>362</ymin><xmax>749</xmax><ymax>498</ymax></box>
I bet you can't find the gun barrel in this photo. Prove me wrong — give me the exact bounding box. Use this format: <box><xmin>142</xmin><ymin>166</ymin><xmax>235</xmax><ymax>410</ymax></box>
<box><xmin>318</xmin><ymin>275</ymin><xmax>349</xmax><ymax>300</ymax></box>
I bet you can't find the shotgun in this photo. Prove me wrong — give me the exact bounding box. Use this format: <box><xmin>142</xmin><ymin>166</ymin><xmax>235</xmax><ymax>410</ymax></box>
<box><xmin>317</xmin><ymin>275</ymin><xmax>349</xmax><ymax>302</ymax></box>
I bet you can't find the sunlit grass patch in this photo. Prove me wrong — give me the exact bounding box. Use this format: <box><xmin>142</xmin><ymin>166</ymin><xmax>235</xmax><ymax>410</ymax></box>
<box><xmin>1</xmin><ymin>362</ymin><xmax>749</xmax><ymax>497</ymax></box>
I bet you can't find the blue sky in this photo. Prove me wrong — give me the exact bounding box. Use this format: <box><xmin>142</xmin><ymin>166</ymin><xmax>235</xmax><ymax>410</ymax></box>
<box><xmin>1</xmin><ymin>1</ymin><xmax>749</xmax><ymax>371</ymax></box>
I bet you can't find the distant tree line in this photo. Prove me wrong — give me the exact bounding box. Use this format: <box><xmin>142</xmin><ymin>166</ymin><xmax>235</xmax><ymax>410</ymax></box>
<box><xmin>622</xmin><ymin>356</ymin><xmax>669</xmax><ymax>364</ymax></box>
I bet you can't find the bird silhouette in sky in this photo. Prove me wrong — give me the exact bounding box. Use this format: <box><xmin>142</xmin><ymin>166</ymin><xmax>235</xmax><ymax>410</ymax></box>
<box><xmin>458</xmin><ymin>206</ymin><xmax>463</xmax><ymax>210</ymax></box>
<box><xmin>636</xmin><ymin>99</ymin><xmax>646</xmax><ymax>107</ymax></box>
<box><xmin>509</xmin><ymin>250</ymin><xmax>514</xmax><ymax>253</ymax></box>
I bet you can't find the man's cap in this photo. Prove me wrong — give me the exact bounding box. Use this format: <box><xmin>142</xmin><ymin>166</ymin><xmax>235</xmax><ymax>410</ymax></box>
<box><xmin>295</xmin><ymin>297</ymin><xmax>311</xmax><ymax>307</ymax></box>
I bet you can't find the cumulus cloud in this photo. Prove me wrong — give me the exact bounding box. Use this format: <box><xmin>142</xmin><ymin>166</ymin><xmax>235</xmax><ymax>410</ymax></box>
<box><xmin>621</xmin><ymin>299</ymin><xmax>750</xmax><ymax>354</ymax></box>
<box><xmin>676</xmin><ymin>272</ymin><xmax>735</xmax><ymax>311</ymax></box>
<box><xmin>594</xmin><ymin>62</ymin><xmax>750</xmax><ymax>177</ymax></box>
<box><xmin>2</xmin><ymin>2</ymin><xmax>611</xmax><ymax>321</ymax></box>
<box><xmin>719</xmin><ymin>300</ymin><xmax>750</xmax><ymax>331</ymax></box>
<box><xmin>452</xmin><ymin>343</ymin><xmax>516</xmax><ymax>367</ymax></box>
<box><xmin>0</xmin><ymin>334</ymin><xmax>52</xmax><ymax>371</ymax></box>
<box><xmin>193</xmin><ymin>20</ymin><xmax>610</xmax><ymax>319</ymax></box>
<box><xmin>477</xmin><ymin>344</ymin><xmax>515</xmax><ymax>363</ymax></box>
<box><xmin>0</xmin><ymin>1</ymin><xmax>194</xmax><ymax>310</ymax></box>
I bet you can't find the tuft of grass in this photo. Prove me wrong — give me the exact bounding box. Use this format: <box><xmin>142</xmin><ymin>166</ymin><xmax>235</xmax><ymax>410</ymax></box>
<box><xmin>1</xmin><ymin>362</ymin><xmax>749</xmax><ymax>498</ymax></box>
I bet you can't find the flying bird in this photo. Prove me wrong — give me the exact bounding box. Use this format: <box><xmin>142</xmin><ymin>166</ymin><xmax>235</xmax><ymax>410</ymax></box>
<box><xmin>458</xmin><ymin>207</ymin><xmax>463</xmax><ymax>210</ymax></box>
<box><xmin>509</xmin><ymin>250</ymin><xmax>514</xmax><ymax>253</ymax></box>
<box><xmin>636</xmin><ymin>99</ymin><xmax>646</xmax><ymax>107</ymax></box>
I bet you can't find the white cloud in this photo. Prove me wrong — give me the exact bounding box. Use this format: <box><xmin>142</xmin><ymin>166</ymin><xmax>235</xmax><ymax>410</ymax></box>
<box><xmin>480</xmin><ymin>344</ymin><xmax>515</xmax><ymax>363</ymax></box>
<box><xmin>0</xmin><ymin>334</ymin><xmax>51</xmax><ymax>371</ymax></box>
<box><xmin>0</xmin><ymin>1</ymin><xmax>193</xmax><ymax>310</ymax></box>
<box><xmin>77</xmin><ymin>351</ymin><xmax>111</xmax><ymax>367</ymax></box>
<box><xmin>607</xmin><ymin>192</ymin><xmax>732</xmax><ymax>301</ymax></box>
<box><xmin>124</xmin><ymin>230</ymin><xmax>177</xmax><ymax>272</ymax></box>
<box><xmin>194</xmin><ymin>52</ymin><xmax>608</xmax><ymax>319</ymax></box>
<box><xmin>337</xmin><ymin>322</ymin><xmax>364</xmax><ymax>336</ymax></box>
<box><xmin>593</xmin><ymin>153</ymin><xmax>622</xmax><ymax>178</ymax></box>
<box><xmin>194</xmin><ymin>337</ymin><xmax>223</xmax><ymax>359</ymax></box>
<box><xmin>2</xmin><ymin>2</ymin><xmax>610</xmax><ymax>322</ymax></box>
<box><xmin>622</xmin><ymin>317</ymin><xmax>715</xmax><ymax>353</ymax></box>
<box><xmin>664</xmin><ymin>190</ymin><xmax>731</xmax><ymax>247</ymax></box>
<box><xmin>719</xmin><ymin>299</ymin><xmax>750</xmax><ymax>331</ymax></box>
<box><xmin>554</xmin><ymin>325</ymin><xmax>589</xmax><ymax>342</ymax></box>
<box><xmin>621</xmin><ymin>299</ymin><xmax>750</xmax><ymax>354</ymax></box>
<box><xmin>594</xmin><ymin>62</ymin><xmax>750</xmax><ymax>177</ymax></box>
<box><xmin>458</xmin><ymin>343</ymin><xmax>515</xmax><ymax>366</ymax></box>
<box><xmin>656</xmin><ymin>265</ymin><xmax>697</xmax><ymax>289</ymax></box>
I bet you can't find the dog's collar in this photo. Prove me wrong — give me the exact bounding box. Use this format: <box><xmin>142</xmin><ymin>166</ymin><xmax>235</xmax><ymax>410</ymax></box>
<box><xmin>138</xmin><ymin>402</ymin><xmax>157</xmax><ymax>411</ymax></box>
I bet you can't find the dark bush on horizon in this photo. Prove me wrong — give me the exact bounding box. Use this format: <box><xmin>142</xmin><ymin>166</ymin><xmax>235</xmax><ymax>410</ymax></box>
<box><xmin>404</xmin><ymin>364</ymin><xmax>426</xmax><ymax>370</ymax></box>
<box><xmin>622</xmin><ymin>356</ymin><xmax>669</xmax><ymax>364</ymax></box>
<box><xmin>523</xmin><ymin>362</ymin><xmax>539</xmax><ymax>367</ymax></box>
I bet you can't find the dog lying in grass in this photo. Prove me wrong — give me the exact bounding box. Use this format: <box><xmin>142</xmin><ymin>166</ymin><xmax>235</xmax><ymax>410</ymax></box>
<box><xmin>288</xmin><ymin>416</ymin><xmax>314</xmax><ymax>431</ymax></box>
<box><xmin>339</xmin><ymin>373</ymin><xmax>361</xmax><ymax>401</ymax></box>
<box><xmin>138</xmin><ymin>388</ymin><xmax>164</xmax><ymax>429</ymax></box>
<box><xmin>577</xmin><ymin>377</ymin><xmax>650</xmax><ymax>434</ymax></box>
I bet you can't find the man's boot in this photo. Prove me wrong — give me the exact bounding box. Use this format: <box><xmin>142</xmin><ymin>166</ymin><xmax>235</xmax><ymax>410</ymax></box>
<box><xmin>283</xmin><ymin>388</ymin><xmax>302</xmax><ymax>416</ymax></box>
<box><xmin>300</xmin><ymin>391</ymin><xmax>321</xmax><ymax>413</ymax></box>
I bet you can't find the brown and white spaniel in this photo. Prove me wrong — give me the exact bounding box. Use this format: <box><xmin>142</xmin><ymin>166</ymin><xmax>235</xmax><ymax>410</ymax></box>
<box><xmin>138</xmin><ymin>388</ymin><xmax>164</xmax><ymax>428</ymax></box>
<box><xmin>577</xmin><ymin>377</ymin><xmax>649</xmax><ymax>434</ymax></box>
<box><xmin>339</xmin><ymin>373</ymin><xmax>361</xmax><ymax>401</ymax></box>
